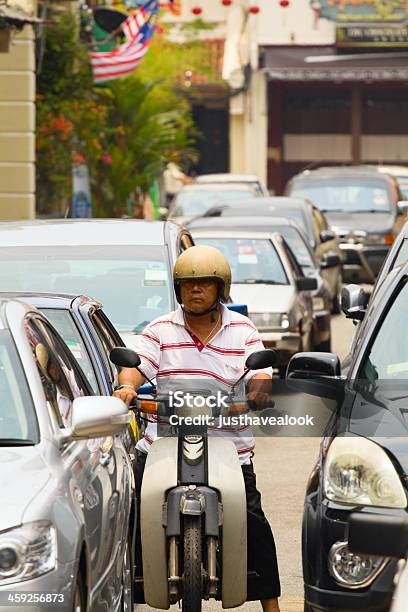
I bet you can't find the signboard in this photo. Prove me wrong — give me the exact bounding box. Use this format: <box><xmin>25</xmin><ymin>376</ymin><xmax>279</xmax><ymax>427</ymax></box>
<box><xmin>72</xmin><ymin>164</ymin><xmax>92</xmax><ymax>218</ymax></box>
<box><xmin>336</xmin><ymin>24</ymin><xmax>408</xmax><ymax>46</ymax></box>
<box><xmin>314</xmin><ymin>0</ymin><xmax>408</xmax><ymax>23</ymax></box>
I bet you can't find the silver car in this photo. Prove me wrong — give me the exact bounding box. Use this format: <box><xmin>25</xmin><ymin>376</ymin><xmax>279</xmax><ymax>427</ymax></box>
<box><xmin>191</xmin><ymin>228</ymin><xmax>316</xmax><ymax>375</ymax></box>
<box><xmin>0</xmin><ymin>298</ymin><xmax>134</xmax><ymax>611</ymax></box>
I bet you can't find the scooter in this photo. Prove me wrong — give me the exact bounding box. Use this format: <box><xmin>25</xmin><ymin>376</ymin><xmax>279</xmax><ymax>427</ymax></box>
<box><xmin>110</xmin><ymin>346</ymin><xmax>276</xmax><ymax>612</ymax></box>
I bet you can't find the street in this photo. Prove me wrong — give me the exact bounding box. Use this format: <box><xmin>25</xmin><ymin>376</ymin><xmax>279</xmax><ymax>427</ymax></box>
<box><xmin>139</xmin><ymin>312</ymin><xmax>356</xmax><ymax>612</ymax></box>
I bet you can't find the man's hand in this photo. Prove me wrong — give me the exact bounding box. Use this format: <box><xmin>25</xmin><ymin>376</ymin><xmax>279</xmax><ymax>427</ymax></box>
<box><xmin>247</xmin><ymin>374</ymin><xmax>272</xmax><ymax>410</ymax></box>
<box><xmin>113</xmin><ymin>385</ymin><xmax>137</xmax><ymax>406</ymax></box>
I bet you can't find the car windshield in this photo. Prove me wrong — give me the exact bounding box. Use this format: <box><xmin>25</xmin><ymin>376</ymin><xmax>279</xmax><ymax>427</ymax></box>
<box><xmin>0</xmin><ymin>246</ymin><xmax>172</xmax><ymax>334</ymax></box>
<box><xmin>290</xmin><ymin>178</ymin><xmax>392</xmax><ymax>213</ymax></box>
<box><xmin>39</xmin><ymin>309</ymin><xmax>99</xmax><ymax>394</ymax></box>
<box><xmin>221</xmin><ymin>206</ymin><xmax>312</xmax><ymax>241</ymax></box>
<box><xmin>0</xmin><ymin>330</ymin><xmax>38</xmax><ymax>444</ymax></box>
<box><xmin>170</xmin><ymin>187</ymin><xmax>256</xmax><ymax>218</ymax></box>
<box><xmin>194</xmin><ymin>237</ymin><xmax>288</xmax><ymax>285</ymax></box>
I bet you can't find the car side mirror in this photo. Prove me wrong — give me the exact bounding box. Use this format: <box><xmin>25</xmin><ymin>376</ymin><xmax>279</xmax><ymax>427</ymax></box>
<box><xmin>321</xmin><ymin>253</ymin><xmax>341</xmax><ymax>269</ymax></box>
<box><xmin>110</xmin><ymin>347</ymin><xmax>141</xmax><ymax>368</ymax></box>
<box><xmin>348</xmin><ymin>513</ymin><xmax>408</xmax><ymax>559</ymax></box>
<box><xmin>286</xmin><ymin>351</ymin><xmax>344</xmax><ymax>401</ymax></box>
<box><xmin>397</xmin><ymin>200</ymin><xmax>408</xmax><ymax>215</ymax></box>
<box><xmin>341</xmin><ymin>284</ymin><xmax>369</xmax><ymax>321</ymax></box>
<box><xmin>245</xmin><ymin>349</ymin><xmax>277</xmax><ymax>371</ymax></box>
<box><xmin>65</xmin><ymin>396</ymin><xmax>131</xmax><ymax>441</ymax></box>
<box><xmin>295</xmin><ymin>277</ymin><xmax>318</xmax><ymax>291</ymax></box>
<box><xmin>320</xmin><ymin>229</ymin><xmax>336</xmax><ymax>243</ymax></box>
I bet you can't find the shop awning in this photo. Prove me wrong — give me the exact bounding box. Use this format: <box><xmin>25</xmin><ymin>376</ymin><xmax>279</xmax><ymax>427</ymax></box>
<box><xmin>262</xmin><ymin>47</ymin><xmax>408</xmax><ymax>82</ymax></box>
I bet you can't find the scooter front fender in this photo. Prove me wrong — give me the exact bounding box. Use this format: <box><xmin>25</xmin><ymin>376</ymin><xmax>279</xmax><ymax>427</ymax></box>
<box><xmin>207</xmin><ymin>437</ymin><xmax>247</xmax><ymax>608</ymax></box>
<box><xmin>140</xmin><ymin>437</ymin><xmax>178</xmax><ymax>609</ymax></box>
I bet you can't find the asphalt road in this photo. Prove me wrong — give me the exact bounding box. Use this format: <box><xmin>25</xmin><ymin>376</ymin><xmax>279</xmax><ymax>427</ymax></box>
<box><xmin>138</xmin><ymin>313</ymin><xmax>356</xmax><ymax>612</ymax></box>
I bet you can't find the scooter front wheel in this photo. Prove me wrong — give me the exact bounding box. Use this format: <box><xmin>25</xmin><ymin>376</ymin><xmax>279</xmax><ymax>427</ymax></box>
<box><xmin>182</xmin><ymin>515</ymin><xmax>202</xmax><ymax>612</ymax></box>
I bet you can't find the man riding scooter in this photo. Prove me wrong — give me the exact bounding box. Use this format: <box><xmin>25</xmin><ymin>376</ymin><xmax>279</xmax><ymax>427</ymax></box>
<box><xmin>113</xmin><ymin>245</ymin><xmax>281</xmax><ymax>612</ymax></box>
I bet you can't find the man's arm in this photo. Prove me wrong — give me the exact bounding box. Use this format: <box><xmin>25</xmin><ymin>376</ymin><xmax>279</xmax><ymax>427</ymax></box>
<box><xmin>113</xmin><ymin>367</ymin><xmax>145</xmax><ymax>406</ymax></box>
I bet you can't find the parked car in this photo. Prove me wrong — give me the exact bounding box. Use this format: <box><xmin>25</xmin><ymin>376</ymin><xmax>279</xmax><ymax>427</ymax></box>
<box><xmin>0</xmin><ymin>219</ymin><xmax>194</xmax><ymax>350</ymax></box>
<box><xmin>0</xmin><ymin>297</ymin><xmax>134</xmax><ymax>611</ymax></box>
<box><xmin>189</xmin><ymin>216</ymin><xmax>332</xmax><ymax>351</ymax></box>
<box><xmin>371</xmin><ymin>165</ymin><xmax>408</xmax><ymax>200</ymax></box>
<box><xmin>204</xmin><ymin>197</ymin><xmax>343</xmax><ymax>312</ymax></box>
<box><xmin>194</xmin><ymin>173</ymin><xmax>269</xmax><ymax>196</ymax></box>
<box><xmin>286</xmin><ymin>166</ymin><xmax>408</xmax><ymax>283</ymax></box>
<box><xmin>188</xmin><ymin>225</ymin><xmax>317</xmax><ymax>375</ymax></box>
<box><xmin>286</xmin><ymin>259</ymin><xmax>408</xmax><ymax>612</ymax></box>
<box><xmin>168</xmin><ymin>182</ymin><xmax>260</xmax><ymax>221</ymax></box>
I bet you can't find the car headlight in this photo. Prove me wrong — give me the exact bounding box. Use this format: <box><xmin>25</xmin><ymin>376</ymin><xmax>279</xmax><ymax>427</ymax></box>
<box><xmin>250</xmin><ymin>313</ymin><xmax>283</xmax><ymax>329</ymax></box>
<box><xmin>328</xmin><ymin>540</ymin><xmax>386</xmax><ymax>588</ymax></box>
<box><xmin>324</xmin><ymin>437</ymin><xmax>406</xmax><ymax>508</ymax></box>
<box><xmin>0</xmin><ymin>522</ymin><xmax>56</xmax><ymax>585</ymax></box>
<box><xmin>312</xmin><ymin>296</ymin><xmax>325</xmax><ymax>311</ymax></box>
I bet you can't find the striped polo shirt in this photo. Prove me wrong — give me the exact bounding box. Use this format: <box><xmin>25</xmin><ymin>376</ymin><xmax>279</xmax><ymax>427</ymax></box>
<box><xmin>133</xmin><ymin>303</ymin><xmax>272</xmax><ymax>465</ymax></box>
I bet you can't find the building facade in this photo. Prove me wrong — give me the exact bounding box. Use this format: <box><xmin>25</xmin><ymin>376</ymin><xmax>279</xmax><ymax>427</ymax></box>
<box><xmin>168</xmin><ymin>0</ymin><xmax>408</xmax><ymax>193</ymax></box>
<box><xmin>0</xmin><ymin>3</ymin><xmax>37</xmax><ymax>220</ymax></box>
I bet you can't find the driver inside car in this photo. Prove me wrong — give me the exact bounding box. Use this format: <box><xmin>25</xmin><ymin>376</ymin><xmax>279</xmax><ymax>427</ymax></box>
<box><xmin>113</xmin><ymin>245</ymin><xmax>281</xmax><ymax>612</ymax></box>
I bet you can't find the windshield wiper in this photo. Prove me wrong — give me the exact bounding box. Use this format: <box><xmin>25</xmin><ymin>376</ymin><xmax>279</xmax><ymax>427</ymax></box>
<box><xmin>236</xmin><ymin>279</ymin><xmax>280</xmax><ymax>285</ymax></box>
<box><xmin>0</xmin><ymin>439</ymin><xmax>36</xmax><ymax>446</ymax></box>
<box><xmin>353</xmin><ymin>209</ymin><xmax>388</xmax><ymax>214</ymax></box>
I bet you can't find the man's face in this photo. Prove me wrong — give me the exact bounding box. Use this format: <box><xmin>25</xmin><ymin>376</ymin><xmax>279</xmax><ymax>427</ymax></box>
<box><xmin>180</xmin><ymin>279</ymin><xmax>219</xmax><ymax>315</ymax></box>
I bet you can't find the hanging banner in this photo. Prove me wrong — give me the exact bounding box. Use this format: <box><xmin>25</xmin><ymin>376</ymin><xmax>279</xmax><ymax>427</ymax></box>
<box><xmin>313</xmin><ymin>0</ymin><xmax>407</xmax><ymax>23</ymax></box>
<box><xmin>72</xmin><ymin>164</ymin><xmax>92</xmax><ymax>218</ymax></box>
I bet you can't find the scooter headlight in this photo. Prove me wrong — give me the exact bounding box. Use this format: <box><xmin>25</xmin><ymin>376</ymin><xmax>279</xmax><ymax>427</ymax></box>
<box><xmin>324</xmin><ymin>437</ymin><xmax>406</xmax><ymax>508</ymax></box>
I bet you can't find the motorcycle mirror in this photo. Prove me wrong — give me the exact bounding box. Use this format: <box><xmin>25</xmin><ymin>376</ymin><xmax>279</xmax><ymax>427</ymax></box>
<box><xmin>110</xmin><ymin>347</ymin><xmax>141</xmax><ymax>368</ymax></box>
<box><xmin>245</xmin><ymin>349</ymin><xmax>277</xmax><ymax>371</ymax></box>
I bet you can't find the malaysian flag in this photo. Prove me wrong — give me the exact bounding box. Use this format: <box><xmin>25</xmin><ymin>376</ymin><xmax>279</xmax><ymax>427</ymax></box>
<box><xmin>91</xmin><ymin>2</ymin><xmax>157</xmax><ymax>84</ymax></box>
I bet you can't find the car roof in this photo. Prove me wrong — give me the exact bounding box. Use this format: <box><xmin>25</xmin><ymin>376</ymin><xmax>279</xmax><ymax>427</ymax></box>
<box><xmin>291</xmin><ymin>166</ymin><xmax>394</xmax><ymax>181</ymax></box>
<box><xmin>189</xmin><ymin>216</ymin><xmax>298</xmax><ymax>231</ymax></box>
<box><xmin>195</xmin><ymin>174</ymin><xmax>262</xmax><ymax>183</ymax></box>
<box><xmin>179</xmin><ymin>183</ymin><xmax>257</xmax><ymax>193</ymax></box>
<box><xmin>206</xmin><ymin>196</ymin><xmax>311</xmax><ymax>209</ymax></box>
<box><xmin>372</xmin><ymin>165</ymin><xmax>408</xmax><ymax>178</ymax></box>
<box><xmin>0</xmin><ymin>219</ymin><xmax>179</xmax><ymax>247</ymax></box>
<box><xmin>0</xmin><ymin>292</ymin><xmax>102</xmax><ymax>310</ymax></box>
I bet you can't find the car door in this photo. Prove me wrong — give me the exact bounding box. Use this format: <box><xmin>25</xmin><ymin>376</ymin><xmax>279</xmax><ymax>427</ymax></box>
<box><xmin>279</xmin><ymin>239</ymin><xmax>314</xmax><ymax>349</ymax></box>
<box><xmin>24</xmin><ymin>314</ymin><xmax>119</xmax><ymax>607</ymax></box>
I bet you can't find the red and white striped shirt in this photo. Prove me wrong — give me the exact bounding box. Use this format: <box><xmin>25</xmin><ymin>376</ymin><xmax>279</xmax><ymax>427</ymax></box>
<box><xmin>134</xmin><ymin>304</ymin><xmax>272</xmax><ymax>464</ymax></box>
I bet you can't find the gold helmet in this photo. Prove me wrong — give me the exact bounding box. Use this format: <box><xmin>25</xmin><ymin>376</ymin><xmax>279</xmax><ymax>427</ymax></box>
<box><xmin>173</xmin><ymin>245</ymin><xmax>231</xmax><ymax>303</ymax></box>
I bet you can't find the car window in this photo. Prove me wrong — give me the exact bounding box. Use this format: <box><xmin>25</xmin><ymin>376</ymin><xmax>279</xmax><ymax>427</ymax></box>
<box><xmin>392</xmin><ymin>239</ymin><xmax>408</xmax><ymax>271</ymax></box>
<box><xmin>280</xmin><ymin>240</ymin><xmax>303</xmax><ymax>279</ymax></box>
<box><xmin>0</xmin><ymin>245</ymin><xmax>172</xmax><ymax>334</ymax></box>
<box><xmin>194</xmin><ymin>237</ymin><xmax>288</xmax><ymax>285</ymax></box>
<box><xmin>290</xmin><ymin>177</ymin><xmax>392</xmax><ymax>213</ymax></box>
<box><xmin>25</xmin><ymin>316</ymin><xmax>88</xmax><ymax>428</ymax></box>
<box><xmin>0</xmin><ymin>329</ymin><xmax>39</xmax><ymax>443</ymax></box>
<box><xmin>170</xmin><ymin>187</ymin><xmax>256</xmax><ymax>218</ymax></box>
<box><xmin>39</xmin><ymin>308</ymin><xmax>99</xmax><ymax>394</ymax></box>
<box><xmin>359</xmin><ymin>279</ymin><xmax>408</xmax><ymax>383</ymax></box>
<box><xmin>91</xmin><ymin>309</ymin><xmax>123</xmax><ymax>384</ymax></box>
<box><xmin>278</xmin><ymin>227</ymin><xmax>315</xmax><ymax>268</ymax></box>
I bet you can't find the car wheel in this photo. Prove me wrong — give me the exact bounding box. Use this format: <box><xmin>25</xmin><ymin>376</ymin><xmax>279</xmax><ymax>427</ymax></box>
<box><xmin>121</xmin><ymin>534</ymin><xmax>134</xmax><ymax>612</ymax></box>
<box><xmin>73</xmin><ymin>571</ymin><xmax>86</xmax><ymax>612</ymax></box>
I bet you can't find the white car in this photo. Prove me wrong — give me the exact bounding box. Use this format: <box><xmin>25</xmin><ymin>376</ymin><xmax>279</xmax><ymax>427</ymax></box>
<box><xmin>194</xmin><ymin>173</ymin><xmax>269</xmax><ymax>196</ymax></box>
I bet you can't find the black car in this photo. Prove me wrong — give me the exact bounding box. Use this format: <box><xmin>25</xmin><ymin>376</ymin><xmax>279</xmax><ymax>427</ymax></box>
<box><xmin>199</xmin><ymin>197</ymin><xmax>343</xmax><ymax>313</ymax></box>
<box><xmin>286</xmin><ymin>260</ymin><xmax>408</xmax><ymax>612</ymax></box>
<box><xmin>286</xmin><ymin>166</ymin><xmax>408</xmax><ymax>284</ymax></box>
<box><xmin>189</xmin><ymin>215</ymin><xmax>332</xmax><ymax>351</ymax></box>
